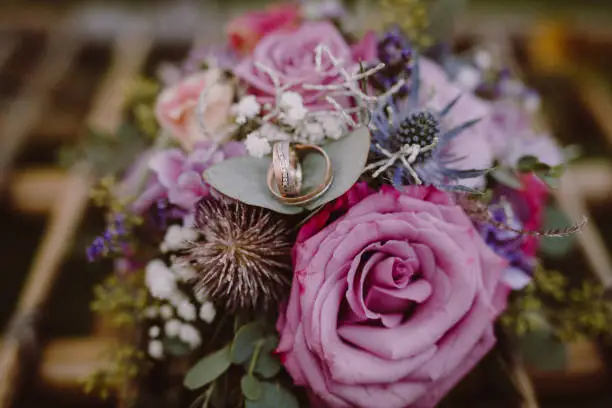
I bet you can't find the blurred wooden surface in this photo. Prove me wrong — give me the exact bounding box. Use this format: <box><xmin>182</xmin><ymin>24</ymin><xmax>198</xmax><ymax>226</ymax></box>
<box><xmin>0</xmin><ymin>2</ymin><xmax>611</xmax><ymax>408</ymax></box>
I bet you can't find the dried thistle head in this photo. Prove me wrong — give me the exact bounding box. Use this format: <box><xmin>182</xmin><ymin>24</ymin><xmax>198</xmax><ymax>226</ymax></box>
<box><xmin>179</xmin><ymin>197</ymin><xmax>293</xmax><ymax>312</ymax></box>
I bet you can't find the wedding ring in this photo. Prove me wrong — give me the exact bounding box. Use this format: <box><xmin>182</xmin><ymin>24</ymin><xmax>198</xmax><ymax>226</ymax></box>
<box><xmin>267</xmin><ymin>143</ymin><xmax>333</xmax><ymax>207</ymax></box>
<box><xmin>272</xmin><ymin>142</ymin><xmax>303</xmax><ymax>197</ymax></box>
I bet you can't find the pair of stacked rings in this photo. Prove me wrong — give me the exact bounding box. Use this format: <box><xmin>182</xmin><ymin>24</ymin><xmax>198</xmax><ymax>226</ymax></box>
<box><xmin>267</xmin><ymin>142</ymin><xmax>333</xmax><ymax>206</ymax></box>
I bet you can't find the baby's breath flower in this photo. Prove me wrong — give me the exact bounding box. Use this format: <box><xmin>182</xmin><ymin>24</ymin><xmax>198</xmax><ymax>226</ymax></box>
<box><xmin>245</xmin><ymin>132</ymin><xmax>272</xmax><ymax>158</ymax></box>
<box><xmin>149</xmin><ymin>326</ymin><xmax>161</xmax><ymax>338</ymax></box>
<box><xmin>165</xmin><ymin>319</ymin><xmax>182</xmax><ymax>337</ymax></box>
<box><xmin>145</xmin><ymin>260</ymin><xmax>177</xmax><ymax>300</ymax></box>
<box><xmin>233</xmin><ymin>95</ymin><xmax>261</xmax><ymax>124</ymax></box>
<box><xmin>179</xmin><ymin>324</ymin><xmax>202</xmax><ymax>349</ymax></box>
<box><xmin>176</xmin><ymin>300</ymin><xmax>197</xmax><ymax>322</ymax></box>
<box><xmin>160</xmin><ymin>225</ymin><xmax>198</xmax><ymax>253</ymax></box>
<box><xmin>148</xmin><ymin>340</ymin><xmax>164</xmax><ymax>359</ymax></box>
<box><xmin>159</xmin><ymin>304</ymin><xmax>174</xmax><ymax>320</ymax></box>
<box><xmin>199</xmin><ymin>302</ymin><xmax>216</xmax><ymax>323</ymax></box>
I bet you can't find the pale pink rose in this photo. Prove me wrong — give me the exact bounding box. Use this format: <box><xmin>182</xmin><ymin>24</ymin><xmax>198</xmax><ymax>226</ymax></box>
<box><xmin>227</xmin><ymin>4</ymin><xmax>301</xmax><ymax>54</ymax></box>
<box><xmin>155</xmin><ymin>69</ymin><xmax>234</xmax><ymax>150</ymax></box>
<box><xmin>419</xmin><ymin>58</ymin><xmax>498</xmax><ymax>187</ymax></box>
<box><xmin>234</xmin><ymin>21</ymin><xmax>376</xmax><ymax>111</ymax></box>
<box><xmin>277</xmin><ymin>185</ymin><xmax>509</xmax><ymax>408</ymax></box>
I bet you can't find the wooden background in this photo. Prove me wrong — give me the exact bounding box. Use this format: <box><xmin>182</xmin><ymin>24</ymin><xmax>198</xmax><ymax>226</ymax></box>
<box><xmin>0</xmin><ymin>1</ymin><xmax>612</xmax><ymax>407</ymax></box>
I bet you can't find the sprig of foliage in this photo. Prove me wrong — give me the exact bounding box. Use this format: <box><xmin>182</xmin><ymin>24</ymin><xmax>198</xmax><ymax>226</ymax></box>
<box><xmin>84</xmin><ymin>344</ymin><xmax>145</xmax><ymax>400</ymax></box>
<box><xmin>502</xmin><ymin>266</ymin><xmax>612</xmax><ymax>341</ymax></box>
<box><xmin>379</xmin><ymin>0</ymin><xmax>433</xmax><ymax>49</ymax></box>
<box><xmin>184</xmin><ymin>319</ymin><xmax>298</xmax><ymax>408</ymax></box>
<box><xmin>91</xmin><ymin>271</ymin><xmax>148</xmax><ymax>328</ymax></box>
<box><xmin>127</xmin><ymin>77</ymin><xmax>161</xmax><ymax>138</ymax></box>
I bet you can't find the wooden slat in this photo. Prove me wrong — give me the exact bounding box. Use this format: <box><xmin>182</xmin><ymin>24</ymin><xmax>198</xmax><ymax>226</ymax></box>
<box><xmin>0</xmin><ymin>26</ymin><xmax>80</xmax><ymax>192</ymax></box>
<box><xmin>0</xmin><ymin>22</ymin><xmax>153</xmax><ymax>408</ymax></box>
<box><xmin>572</xmin><ymin>161</ymin><xmax>612</xmax><ymax>204</ymax></box>
<box><xmin>577</xmin><ymin>74</ymin><xmax>612</xmax><ymax>148</ymax></box>
<box><xmin>8</xmin><ymin>168</ymin><xmax>67</xmax><ymax>214</ymax></box>
<box><xmin>0</xmin><ymin>37</ymin><xmax>18</xmax><ymax>70</ymax></box>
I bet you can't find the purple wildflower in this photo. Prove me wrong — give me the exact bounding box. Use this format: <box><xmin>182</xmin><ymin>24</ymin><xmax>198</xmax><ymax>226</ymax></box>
<box><xmin>479</xmin><ymin>203</ymin><xmax>534</xmax><ymax>289</ymax></box>
<box><xmin>370</xmin><ymin>28</ymin><xmax>413</xmax><ymax>97</ymax></box>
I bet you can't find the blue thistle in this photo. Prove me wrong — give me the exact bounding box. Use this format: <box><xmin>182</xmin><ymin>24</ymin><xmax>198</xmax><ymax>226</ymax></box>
<box><xmin>367</xmin><ymin>54</ymin><xmax>489</xmax><ymax>193</ymax></box>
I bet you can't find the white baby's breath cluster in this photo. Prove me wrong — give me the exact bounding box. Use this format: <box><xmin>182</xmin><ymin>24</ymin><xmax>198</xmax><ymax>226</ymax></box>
<box><xmin>232</xmin><ymin>44</ymin><xmax>403</xmax><ymax>158</ymax></box>
<box><xmin>143</xmin><ymin>225</ymin><xmax>216</xmax><ymax>360</ymax></box>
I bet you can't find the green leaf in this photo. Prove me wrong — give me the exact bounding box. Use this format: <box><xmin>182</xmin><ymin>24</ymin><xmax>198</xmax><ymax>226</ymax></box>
<box><xmin>491</xmin><ymin>168</ymin><xmax>522</xmax><ymax>190</ymax></box>
<box><xmin>204</xmin><ymin>127</ymin><xmax>371</xmax><ymax>214</ymax></box>
<box><xmin>241</xmin><ymin>375</ymin><xmax>263</xmax><ymax>401</ymax></box>
<box><xmin>184</xmin><ymin>345</ymin><xmax>232</xmax><ymax>390</ymax></box>
<box><xmin>539</xmin><ymin>206</ymin><xmax>578</xmax><ymax>258</ymax></box>
<box><xmin>251</xmin><ymin>336</ymin><xmax>281</xmax><ymax>379</ymax></box>
<box><xmin>163</xmin><ymin>337</ymin><xmax>191</xmax><ymax>357</ymax></box>
<box><xmin>517</xmin><ymin>155</ymin><xmax>540</xmax><ymax>172</ymax></box>
<box><xmin>231</xmin><ymin>322</ymin><xmax>265</xmax><ymax>364</ymax></box>
<box><xmin>245</xmin><ymin>382</ymin><xmax>299</xmax><ymax>408</ymax></box>
<box><xmin>518</xmin><ymin>328</ymin><xmax>567</xmax><ymax>372</ymax></box>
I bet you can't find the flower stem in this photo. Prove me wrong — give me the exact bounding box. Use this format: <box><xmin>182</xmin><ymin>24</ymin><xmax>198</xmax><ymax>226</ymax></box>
<box><xmin>248</xmin><ymin>340</ymin><xmax>264</xmax><ymax>375</ymax></box>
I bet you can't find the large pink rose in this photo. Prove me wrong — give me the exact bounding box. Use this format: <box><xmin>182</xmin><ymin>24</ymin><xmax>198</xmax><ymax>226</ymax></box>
<box><xmin>234</xmin><ymin>21</ymin><xmax>376</xmax><ymax>110</ymax></box>
<box><xmin>277</xmin><ymin>185</ymin><xmax>510</xmax><ymax>408</ymax></box>
<box><xmin>227</xmin><ymin>4</ymin><xmax>301</xmax><ymax>54</ymax></box>
<box><xmin>155</xmin><ymin>69</ymin><xmax>234</xmax><ymax>150</ymax></box>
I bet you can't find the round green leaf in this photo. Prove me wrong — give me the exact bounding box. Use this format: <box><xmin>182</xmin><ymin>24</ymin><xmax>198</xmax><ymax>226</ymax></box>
<box><xmin>163</xmin><ymin>337</ymin><xmax>191</xmax><ymax>357</ymax></box>
<box><xmin>245</xmin><ymin>382</ymin><xmax>299</xmax><ymax>408</ymax></box>
<box><xmin>491</xmin><ymin>168</ymin><xmax>522</xmax><ymax>190</ymax></box>
<box><xmin>253</xmin><ymin>353</ymin><xmax>282</xmax><ymax>379</ymax></box>
<box><xmin>231</xmin><ymin>322</ymin><xmax>265</xmax><ymax>364</ymax></box>
<box><xmin>241</xmin><ymin>375</ymin><xmax>263</xmax><ymax>401</ymax></box>
<box><xmin>204</xmin><ymin>127</ymin><xmax>371</xmax><ymax>214</ymax></box>
<box><xmin>184</xmin><ymin>345</ymin><xmax>231</xmax><ymax>390</ymax></box>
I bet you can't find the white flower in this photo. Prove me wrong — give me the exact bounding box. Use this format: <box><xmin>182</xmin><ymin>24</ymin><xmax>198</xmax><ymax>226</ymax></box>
<box><xmin>159</xmin><ymin>304</ymin><xmax>174</xmax><ymax>320</ymax></box>
<box><xmin>171</xmin><ymin>262</ymin><xmax>197</xmax><ymax>282</ymax></box>
<box><xmin>302</xmin><ymin>121</ymin><xmax>325</xmax><ymax>143</ymax></box>
<box><xmin>144</xmin><ymin>306</ymin><xmax>158</xmax><ymax>319</ymax></box>
<box><xmin>165</xmin><ymin>319</ymin><xmax>182</xmax><ymax>337</ymax></box>
<box><xmin>199</xmin><ymin>302</ymin><xmax>216</xmax><ymax>324</ymax></box>
<box><xmin>179</xmin><ymin>323</ymin><xmax>202</xmax><ymax>349</ymax></box>
<box><xmin>245</xmin><ymin>132</ymin><xmax>272</xmax><ymax>158</ymax></box>
<box><xmin>148</xmin><ymin>340</ymin><xmax>164</xmax><ymax>359</ymax></box>
<box><xmin>455</xmin><ymin>66</ymin><xmax>482</xmax><ymax>91</ymax></box>
<box><xmin>320</xmin><ymin>114</ymin><xmax>345</xmax><ymax>140</ymax></box>
<box><xmin>279</xmin><ymin>91</ymin><xmax>304</xmax><ymax>110</ymax></box>
<box><xmin>160</xmin><ymin>225</ymin><xmax>198</xmax><ymax>253</ymax></box>
<box><xmin>474</xmin><ymin>50</ymin><xmax>492</xmax><ymax>70</ymax></box>
<box><xmin>233</xmin><ymin>95</ymin><xmax>261</xmax><ymax>124</ymax></box>
<box><xmin>177</xmin><ymin>300</ymin><xmax>197</xmax><ymax>322</ymax></box>
<box><xmin>145</xmin><ymin>260</ymin><xmax>177</xmax><ymax>300</ymax></box>
<box><xmin>194</xmin><ymin>289</ymin><xmax>208</xmax><ymax>304</ymax></box>
<box><xmin>149</xmin><ymin>326</ymin><xmax>161</xmax><ymax>338</ymax></box>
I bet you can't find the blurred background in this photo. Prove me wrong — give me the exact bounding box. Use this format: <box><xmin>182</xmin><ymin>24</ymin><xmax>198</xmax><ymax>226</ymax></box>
<box><xmin>1</xmin><ymin>0</ymin><xmax>612</xmax><ymax>407</ymax></box>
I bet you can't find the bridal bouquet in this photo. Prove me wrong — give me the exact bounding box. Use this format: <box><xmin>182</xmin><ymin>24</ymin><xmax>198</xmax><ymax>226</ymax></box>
<box><xmin>83</xmin><ymin>1</ymin><xmax>590</xmax><ymax>407</ymax></box>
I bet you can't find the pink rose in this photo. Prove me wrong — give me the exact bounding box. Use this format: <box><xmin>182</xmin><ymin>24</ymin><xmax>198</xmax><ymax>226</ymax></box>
<box><xmin>155</xmin><ymin>69</ymin><xmax>234</xmax><ymax>150</ymax></box>
<box><xmin>227</xmin><ymin>4</ymin><xmax>301</xmax><ymax>54</ymax></box>
<box><xmin>234</xmin><ymin>22</ymin><xmax>376</xmax><ymax>110</ymax></box>
<box><xmin>277</xmin><ymin>185</ymin><xmax>509</xmax><ymax>408</ymax></box>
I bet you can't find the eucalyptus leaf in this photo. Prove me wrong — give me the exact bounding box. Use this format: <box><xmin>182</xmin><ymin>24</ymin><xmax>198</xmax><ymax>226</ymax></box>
<box><xmin>184</xmin><ymin>345</ymin><xmax>231</xmax><ymax>390</ymax></box>
<box><xmin>245</xmin><ymin>382</ymin><xmax>299</xmax><ymax>408</ymax></box>
<box><xmin>491</xmin><ymin>168</ymin><xmax>523</xmax><ymax>190</ymax></box>
<box><xmin>241</xmin><ymin>375</ymin><xmax>263</xmax><ymax>401</ymax></box>
<box><xmin>163</xmin><ymin>337</ymin><xmax>191</xmax><ymax>357</ymax></box>
<box><xmin>231</xmin><ymin>322</ymin><xmax>265</xmax><ymax>364</ymax></box>
<box><xmin>252</xmin><ymin>336</ymin><xmax>281</xmax><ymax>379</ymax></box>
<box><xmin>204</xmin><ymin>127</ymin><xmax>371</xmax><ymax>214</ymax></box>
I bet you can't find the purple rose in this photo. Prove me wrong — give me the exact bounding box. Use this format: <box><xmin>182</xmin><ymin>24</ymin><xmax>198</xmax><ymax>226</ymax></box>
<box><xmin>277</xmin><ymin>185</ymin><xmax>510</xmax><ymax>408</ymax></box>
<box><xmin>131</xmin><ymin>142</ymin><xmax>245</xmax><ymax>218</ymax></box>
<box><xmin>234</xmin><ymin>21</ymin><xmax>376</xmax><ymax>110</ymax></box>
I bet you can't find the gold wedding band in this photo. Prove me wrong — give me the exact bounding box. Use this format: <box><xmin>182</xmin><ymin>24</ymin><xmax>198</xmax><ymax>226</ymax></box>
<box><xmin>267</xmin><ymin>143</ymin><xmax>333</xmax><ymax>206</ymax></box>
<box><xmin>272</xmin><ymin>142</ymin><xmax>303</xmax><ymax>197</ymax></box>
